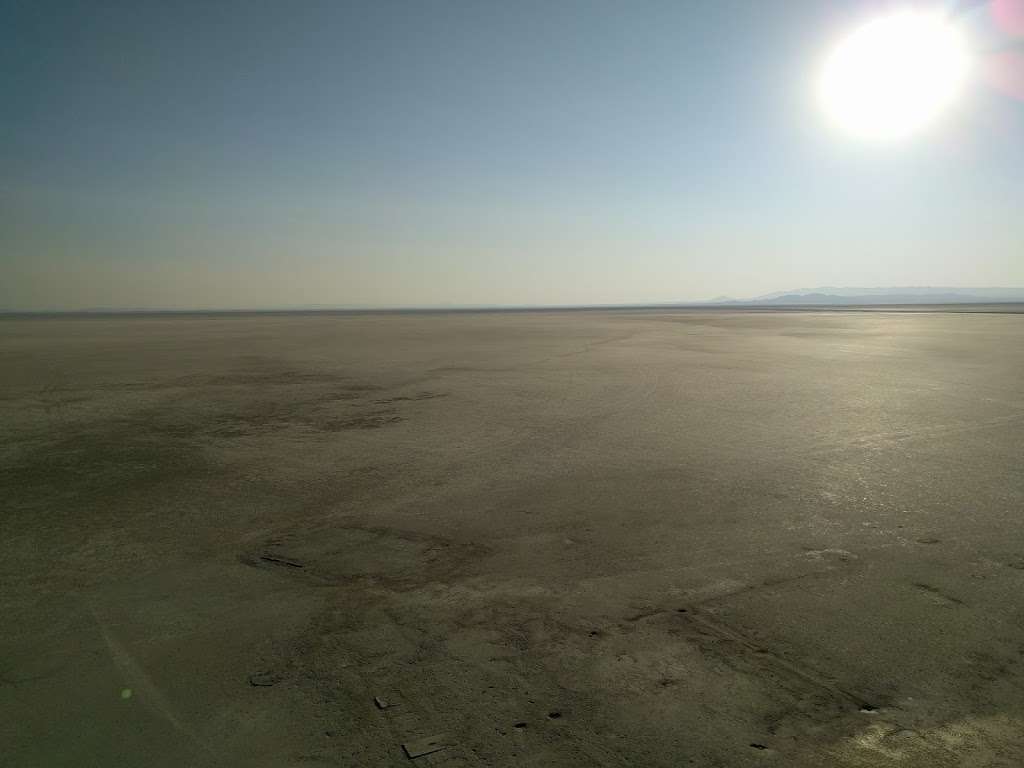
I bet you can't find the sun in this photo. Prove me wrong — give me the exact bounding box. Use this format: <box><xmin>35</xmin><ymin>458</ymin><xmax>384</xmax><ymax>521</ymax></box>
<box><xmin>818</xmin><ymin>10</ymin><xmax>971</xmax><ymax>140</ymax></box>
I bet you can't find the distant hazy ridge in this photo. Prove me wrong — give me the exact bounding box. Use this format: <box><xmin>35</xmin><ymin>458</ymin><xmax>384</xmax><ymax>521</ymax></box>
<box><xmin>706</xmin><ymin>287</ymin><xmax>1024</xmax><ymax>305</ymax></box>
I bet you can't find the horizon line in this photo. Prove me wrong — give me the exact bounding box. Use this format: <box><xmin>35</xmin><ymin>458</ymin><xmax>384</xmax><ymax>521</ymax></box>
<box><xmin>6</xmin><ymin>300</ymin><xmax>1024</xmax><ymax>317</ymax></box>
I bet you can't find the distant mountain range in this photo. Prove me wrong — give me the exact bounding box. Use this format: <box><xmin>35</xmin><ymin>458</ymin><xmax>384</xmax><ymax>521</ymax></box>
<box><xmin>703</xmin><ymin>287</ymin><xmax>1024</xmax><ymax>306</ymax></box>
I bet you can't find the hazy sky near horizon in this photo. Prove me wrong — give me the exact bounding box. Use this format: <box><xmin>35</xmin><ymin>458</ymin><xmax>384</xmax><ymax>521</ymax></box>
<box><xmin>2</xmin><ymin>0</ymin><xmax>1023</xmax><ymax>309</ymax></box>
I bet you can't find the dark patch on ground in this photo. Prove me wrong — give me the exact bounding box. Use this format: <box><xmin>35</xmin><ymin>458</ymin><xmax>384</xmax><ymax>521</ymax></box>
<box><xmin>1</xmin><ymin>424</ymin><xmax>210</xmax><ymax>512</ymax></box>
<box><xmin>239</xmin><ymin>525</ymin><xmax>488</xmax><ymax>589</ymax></box>
<box><xmin>373</xmin><ymin>391</ymin><xmax>448</xmax><ymax>405</ymax></box>
<box><xmin>194</xmin><ymin>371</ymin><xmax>357</xmax><ymax>388</ymax></box>
<box><xmin>318</xmin><ymin>412</ymin><xmax>404</xmax><ymax>431</ymax></box>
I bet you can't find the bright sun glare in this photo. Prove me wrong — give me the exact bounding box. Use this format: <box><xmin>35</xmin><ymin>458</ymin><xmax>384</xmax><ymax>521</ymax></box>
<box><xmin>819</xmin><ymin>10</ymin><xmax>971</xmax><ymax>140</ymax></box>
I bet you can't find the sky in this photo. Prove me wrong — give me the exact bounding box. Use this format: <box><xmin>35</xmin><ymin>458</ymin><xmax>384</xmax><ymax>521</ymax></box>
<box><xmin>2</xmin><ymin>0</ymin><xmax>1023</xmax><ymax>310</ymax></box>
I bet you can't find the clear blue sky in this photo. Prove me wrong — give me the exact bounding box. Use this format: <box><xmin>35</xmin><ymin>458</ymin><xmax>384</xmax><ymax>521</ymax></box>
<box><xmin>2</xmin><ymin>0</ymin><xmax>1022</xmax><ymax>309</ymax></box>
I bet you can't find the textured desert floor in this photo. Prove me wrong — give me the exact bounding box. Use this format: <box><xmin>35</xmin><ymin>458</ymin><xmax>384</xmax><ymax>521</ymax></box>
<box><xmin>3</xmin><ymin>309</ymin><xmax>1024</xmax><ymax>767</ymax></box>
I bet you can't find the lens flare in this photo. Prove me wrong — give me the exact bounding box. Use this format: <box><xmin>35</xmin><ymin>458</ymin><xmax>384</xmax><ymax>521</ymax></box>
<box><xmin>992</xmin><ymin>0</ymin><xmax>1024</xmax><ymax>38</ymax></box>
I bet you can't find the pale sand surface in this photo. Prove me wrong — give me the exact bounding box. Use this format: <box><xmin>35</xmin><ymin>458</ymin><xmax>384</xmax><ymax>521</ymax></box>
<box><xmin>3</xmin><ymin>308</ymin><xmax>1024</xmax><ymax>767</ymax></box>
